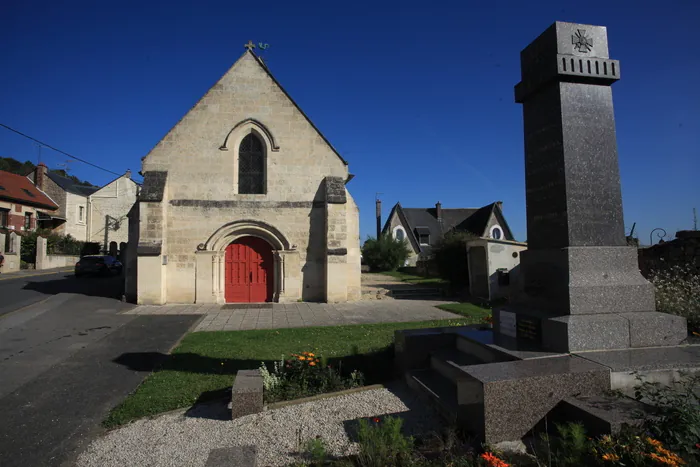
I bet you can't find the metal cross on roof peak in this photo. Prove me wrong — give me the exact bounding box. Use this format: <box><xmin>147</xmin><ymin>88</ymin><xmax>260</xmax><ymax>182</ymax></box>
<box><xmin>244</xmin><ymin>40</ymin><xmax>256</xmax><ymax>51</ymax></box>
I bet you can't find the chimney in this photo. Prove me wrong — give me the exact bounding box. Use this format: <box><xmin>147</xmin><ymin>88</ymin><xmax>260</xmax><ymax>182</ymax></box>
<box><xmin>125</xmin><ymin>169</ymin><xmax>132</xmax><ymax>179</ymax></box>
<box><xmin>36</xmin><ymin>162</ymin><xmax>48</xmax><ymax>190</ymax></box>
<box><xmin>375</xmin><ymin>198</ymin><xmax>382</xmax><ymax>238</ymax></box>
<box><xmin>436</xmin><ymin>201</ymin><xmax>442</xmax><ymax>222</ymax></box>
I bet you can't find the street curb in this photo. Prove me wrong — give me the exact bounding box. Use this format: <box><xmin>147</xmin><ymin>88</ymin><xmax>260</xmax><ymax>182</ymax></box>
<box><xmin>0</xmin><ymin>268</ymin><xmax>73</xmax><ymax>281</ymax></box>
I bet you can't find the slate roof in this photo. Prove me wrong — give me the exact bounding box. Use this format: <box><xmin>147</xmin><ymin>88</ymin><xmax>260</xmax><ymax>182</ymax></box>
<box><xmin>0</xmin><ymin>170</ymin><xmax>58</xmax><ymax>210</ymax></box>
<box><xmin>46</xmin><ymin>172</ymin><xmax>99</xmax><ymax>196</ymax></box>
<box><xmin>383</xmin><ymin>201</ymin><xmax>515</xmax><ymax>254</ymax></box>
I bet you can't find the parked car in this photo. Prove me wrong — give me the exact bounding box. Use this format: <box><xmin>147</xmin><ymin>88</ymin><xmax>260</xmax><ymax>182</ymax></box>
<box><xmin>75</xmin><ymin>255</ymin><xmax>123</xmax><ymax>277</ymax></box>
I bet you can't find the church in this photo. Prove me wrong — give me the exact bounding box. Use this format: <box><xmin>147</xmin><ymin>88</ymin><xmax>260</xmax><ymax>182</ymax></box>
<box><xmin>127</xmin><ymin>43</ymin><xmax>361</xmax><ymax>304</ymax></box>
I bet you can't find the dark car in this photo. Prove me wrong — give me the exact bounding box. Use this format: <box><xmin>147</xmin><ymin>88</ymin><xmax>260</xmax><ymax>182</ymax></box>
<box><xmin>75</xmin><ymin>255</ymin><xmax>123</xmax><ymax>277</ymax></box>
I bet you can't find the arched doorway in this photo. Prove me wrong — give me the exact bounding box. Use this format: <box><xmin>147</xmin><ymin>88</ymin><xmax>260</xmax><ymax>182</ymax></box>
<box><xmin>225</xmin><ymin>236</ymin><xmax>274</xmax><ymax>302</ymax></box>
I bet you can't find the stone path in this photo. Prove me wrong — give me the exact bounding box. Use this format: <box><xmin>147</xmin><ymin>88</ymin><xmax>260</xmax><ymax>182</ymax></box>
<box><xmin>124</xmin><ymin>300</ymin><xmax>459</xmax><ymax>331</ymax></box>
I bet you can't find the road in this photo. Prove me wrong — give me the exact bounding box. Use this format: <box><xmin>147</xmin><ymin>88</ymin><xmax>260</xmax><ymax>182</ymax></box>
<box><xmin>0</xmin><ymin>270</ymin><xmax>200</xmax><ymax>466</ymax></box>
<box><xmin>0</xmin><ymin>269</ymin><xmax>123</xmax><ymax>318</ymax></box>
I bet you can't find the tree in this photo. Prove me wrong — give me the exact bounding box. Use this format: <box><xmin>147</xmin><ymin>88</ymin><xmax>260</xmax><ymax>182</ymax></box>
<box><xmin>361</xmin><ymin>234</ymin><xmax>411</xmax><ymax>272</ymax></box>
<box><xmin>433</xmin><ymin>231</ymin><xmax>478</xmax><ymax>286</ymax></box>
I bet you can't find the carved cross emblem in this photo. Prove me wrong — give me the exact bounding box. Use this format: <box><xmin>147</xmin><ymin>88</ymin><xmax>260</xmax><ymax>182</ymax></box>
<box><xmin>244</xmin><ymin>40</ymin><xmax>256</xmax><ymax>51</ymax></box>
<box><xmin>572</xmin><ymin>29</ymin><xmax>593</xmax><ymax>53</ymax></box>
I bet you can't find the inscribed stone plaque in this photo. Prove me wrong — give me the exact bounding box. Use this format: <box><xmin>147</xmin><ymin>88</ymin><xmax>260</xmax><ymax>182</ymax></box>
<box><xmin>516</xmin><ymin>316</ymin><xmax>542</xmax><ymax>343</ymax></box>
<box><xmin>499</xmin><ymin>310</ymin><xmax>517</xmax><ymax>338</ymax></box>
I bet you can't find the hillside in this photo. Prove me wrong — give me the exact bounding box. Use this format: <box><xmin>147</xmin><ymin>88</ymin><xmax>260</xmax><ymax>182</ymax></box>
<box><xmin>0</xmin><ymin>157</ymin><xmax>97</xmax><ymax>188</ymax></box>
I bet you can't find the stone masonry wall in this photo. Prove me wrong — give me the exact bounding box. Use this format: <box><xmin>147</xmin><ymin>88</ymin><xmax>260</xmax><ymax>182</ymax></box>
<box><xmin>63</xmin><ymin>192</ymin><xmax>88</xmax><ymax>241</ymax></box>
<box><xmin>89</xmin><ymin>175</ymin><xmax>138</xmax><ymax>249</ymax></box>
<box><xmin>385</xmin><ymin>210</ymin><xmax>419</xmax><ymax>266</ymax></box>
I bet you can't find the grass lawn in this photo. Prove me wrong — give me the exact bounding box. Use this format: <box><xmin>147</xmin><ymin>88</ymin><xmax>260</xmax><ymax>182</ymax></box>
<box><xmin>436</xmin><ymin>302</ymin><xmax>491</xmax><ymax>320</ymax></box>
<box><xmin>104</xmin><ymin>318</ymin><xmax>478</xmax><ymax>428</ymax></box>
<box><xmin>378</xmin><ymin>270</ymin><xmax>447</xmax><ymax>286</ymax></box>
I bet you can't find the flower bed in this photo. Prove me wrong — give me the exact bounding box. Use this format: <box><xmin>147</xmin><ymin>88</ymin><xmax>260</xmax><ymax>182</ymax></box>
<box><xmin>260</xmin><ymin>351</ymin><xmax>364</xmax><ymax>403</ymax></box>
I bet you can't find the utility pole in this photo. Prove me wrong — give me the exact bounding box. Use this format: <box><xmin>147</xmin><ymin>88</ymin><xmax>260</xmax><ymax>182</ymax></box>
<box><xmin>375</xmin><ymin>193</ymin><xmax>383</xmax><ymax>239</ymax></box>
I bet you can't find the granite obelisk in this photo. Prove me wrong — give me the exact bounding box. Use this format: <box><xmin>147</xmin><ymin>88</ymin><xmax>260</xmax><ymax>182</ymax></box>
<box><xmin>496</xmin><ymin>22</ymin><xmax>687</xmax><ymax>352</ymax></box>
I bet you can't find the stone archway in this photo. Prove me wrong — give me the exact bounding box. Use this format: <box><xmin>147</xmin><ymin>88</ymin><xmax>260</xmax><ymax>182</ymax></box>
<box><xmin>194</xmin><ymin>220</ymin><xmax>297</xmax><ymax>304</ymax></box>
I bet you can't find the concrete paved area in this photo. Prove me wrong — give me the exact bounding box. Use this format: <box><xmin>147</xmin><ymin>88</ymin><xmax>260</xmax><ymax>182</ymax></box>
<box><xmin>126</xmin><ymin>300</ymin><xmax>460</xmax><ymax>331</ymax></box>
<box><xmin>0</xmin><ymin>291</ymin><xmax>200</xmax><ymax>467</ymax></box>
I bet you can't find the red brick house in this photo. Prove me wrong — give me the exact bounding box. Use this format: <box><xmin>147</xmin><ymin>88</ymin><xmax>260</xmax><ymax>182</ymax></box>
<box><xmin>0</xmin><ymin>170</ymin><xmax>58</xmax><ymax>233</ymax></box>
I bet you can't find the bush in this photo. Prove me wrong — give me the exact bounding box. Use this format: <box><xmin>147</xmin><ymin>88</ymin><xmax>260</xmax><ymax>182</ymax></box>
<box><xmin>633</xmin><ymin>373</ymin><xmax>700</xmax><ymax>459</ymax></box>
<box><xmin>648</xmin><ymin>264</ymin><xmax>700</xmax><ymax>332</ymax></box>
<box><xmin>260</xmin><ymin>351</ymin><xmax>364</xmax><ymax>403</ymax></box>
<box><xmin>361</xmin><ymin>235</ymin><xmax>410</xmax><ymax>272</ymax></box>
<box><xmin>356</xmin><ymin>416</ymin><xmax>413</xmax><ymax>467</ymax></box>
<box><xmin>434</xmin><ymin>231</ymin><xmax>478</xmax><ymax>286</ymax></box>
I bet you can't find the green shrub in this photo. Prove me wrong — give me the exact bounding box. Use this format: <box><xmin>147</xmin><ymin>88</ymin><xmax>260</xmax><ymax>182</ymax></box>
<box><xmin>356</xmin><ymin>416</ymin><xmax>413</xmax><ymax>467</ymax></box>
<box><xmin>361</xmin><ymin>235</ymin><xmax>410</xmax><ymax>272</ymax></box>
<box><xmin>303</xmin><ymin>436</ymin><xmax>329</xmax><ymax>466</ymax></box>
<box><xmin>649</xmin><ymin>264</ymin><xmax>700</xmax><ymax>332</ymax></box>
<box><xmin>633</xmin><ymin>373</ymin><xmax>700</xmax><ymax>459</ymax></box>
<box><xmin>433</xmin><ymin>231</ymin><xmax>478</xmax><ymax>286</ymax></box>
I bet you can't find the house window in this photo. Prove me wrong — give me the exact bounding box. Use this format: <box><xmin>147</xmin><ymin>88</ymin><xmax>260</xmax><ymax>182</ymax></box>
<box><xmin>238</xmin><ymin>133</ymin><xmax>265</xmax><ymax>194</ymax></box>
<box><xmin>24</xmin><ymin>212</ymin><xmax>33</xmax><ymax>231</ymax></box>
<box><xmin>0</xmin><ymin>208</ymin><xmax>8</xmax><ymax>228</ymax></box>
<box><xmin>490</xmin><ymin>225</ymin><xmax>503</xmax><ymax>240</ymax></box>
<box><xmin>394</xmin><ymin>227</ymin><xmax>405</xmax><ymax>241</ymax></box>
<box><xmin>79</xmin><ymin>206</ymin><xmax>85</xmax><ymax>223</ymax></box>
<box><xmin>419</xmin><ymin>234</ymin><xmax>430</xmax><ymax>245</ymax></box>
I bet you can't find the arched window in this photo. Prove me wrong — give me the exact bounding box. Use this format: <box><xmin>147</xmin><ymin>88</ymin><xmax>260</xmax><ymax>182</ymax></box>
<box><xmin>238</xmin><ymin>133</ymin><xmax>265</xmax><ymax>194</ymax></box>
<box><xmin>395</xmin><ymin>227</ymin><xmax>405</xmax><ymax>241</ymax></box>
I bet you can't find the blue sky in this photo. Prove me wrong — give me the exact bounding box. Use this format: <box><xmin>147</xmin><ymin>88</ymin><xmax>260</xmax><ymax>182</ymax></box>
<box><xmin>1</xmin><ymin>1</ymin><xmax>698</xmax><ymax>245</ymax></box>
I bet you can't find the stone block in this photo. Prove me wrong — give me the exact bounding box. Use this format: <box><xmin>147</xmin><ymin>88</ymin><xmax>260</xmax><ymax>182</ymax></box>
<box><xmin>231</xmin><ymin>369</ymin><xmax>263</xmax><ymax>419</ymax></box>
<box><xmin>205</xmin><ymin>446</ymin><xmax>257</xmax><ymax>467</ymax></box>
<box><xmin>618</xmin><ymin>312</ymin><xmax>687</xmax><ymax>348</ymax></box>
<box><xmin>542</xmin><ymin>314</ymin><xmax>629</xmax><ymax>352</ymax></box>
<box><xmin>395</xmin><ymin>327</ymin><xmax>457</xmax><ymax>374</ymax></box>
<box><xmin>457</xmin><ymin>356</ymin><xmax>609</xmax><ymax>443</ymax></box>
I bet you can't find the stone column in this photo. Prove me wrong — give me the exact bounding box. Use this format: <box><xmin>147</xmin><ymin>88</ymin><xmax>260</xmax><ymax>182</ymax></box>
<box><xmin>499</xmin><ymin>22</ymin><xmax>686</xmax><ymax>352</ymax></box>
<box><xmin>36</xmin><ymin>236</ymin><xmax>47</xmax><ymax>270</ymax></box>
<box><xmin>324</xmin><ymin>177</ymin><xmax>349</xmax><ymax>303</ymax></box>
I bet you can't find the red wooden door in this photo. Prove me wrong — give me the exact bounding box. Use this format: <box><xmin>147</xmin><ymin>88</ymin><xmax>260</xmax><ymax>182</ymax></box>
<box><xmin>225</xmin><ymin>237</ymin><xmax>273</xmax><ymax>303</ymax></box>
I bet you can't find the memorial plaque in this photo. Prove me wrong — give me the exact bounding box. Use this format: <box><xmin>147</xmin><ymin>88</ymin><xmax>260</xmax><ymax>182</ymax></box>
<box><xmin>516</xmin><ymin>316</ymin><xmax>542</xmax><ymax>343</ymax></box>
<box><xmin>499</xmin><ymin>310</ymin><xmax>517</xmax><ymax>338</ymax></box>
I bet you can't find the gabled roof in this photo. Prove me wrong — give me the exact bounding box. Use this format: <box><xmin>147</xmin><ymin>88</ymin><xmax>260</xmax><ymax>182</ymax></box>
<box><xmin>382</xmin><ymin>201</ymin><xmax>515</xmax><ymax>250</ymax></box>
<box><xmin>142</xmin><ymin>49</ymin><xmax>348</xmax><ymax>167</ymax></box>
<box><xmin>46</xmin><ymin>172</ymin><xmax>98</xmax><ymax>197</ymax></box>
<box><xmin>0</xmin><ymin>170</ymin><xmax>58</xmax><ymax>210</ymax></box>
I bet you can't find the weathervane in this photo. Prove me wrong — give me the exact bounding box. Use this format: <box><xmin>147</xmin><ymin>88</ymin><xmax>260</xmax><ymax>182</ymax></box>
<box><xmin>244</xmin><ymin>40</ymin><xmax>255</xmax><ymax>51</ymax></box>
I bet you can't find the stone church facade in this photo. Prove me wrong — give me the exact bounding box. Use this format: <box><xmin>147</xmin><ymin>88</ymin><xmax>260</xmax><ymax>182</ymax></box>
<box><xmin>128</xmin><ymin>48</ymin><xmax>361</xmax><ymax>304</ymax></box>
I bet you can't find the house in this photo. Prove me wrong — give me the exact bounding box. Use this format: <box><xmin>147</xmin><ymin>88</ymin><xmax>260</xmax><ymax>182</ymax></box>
<box><xmin>382</xmin><ymin>201</ymin><xmax>516</xmax><ymax>265</ymax></box>
<box><xmin>29</xmin><ymin>163</ymin><xmax>138</xmax><ymax>251</ymax></box>
<box><xmin>127</xmin><ymin>45</ymin><xmax>361</xmax><ymax>305</ymax></box>
<box><xmin>29</xmin><ymin>163</ymin><xmax>98</xmax><ymax>239</ymax></box>
<box><xmin>86</xmin><ymin>171</ymin><xmax>139</xmax><ymax>252</ymax></box>
<box><xmin>0</xmin><ymin>169</ymin><xmax>58</xmax><ymax>271</ymax></box>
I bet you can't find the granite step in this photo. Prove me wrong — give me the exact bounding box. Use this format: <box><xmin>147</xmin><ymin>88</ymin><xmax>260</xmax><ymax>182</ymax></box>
<box><xmin>405</xmin><ymin>369</ymin><xmax>458</xmax><ymax>424</ymax></box>
<box><xmin>546</xmin><ymin>394</ymin><xmax>655</xmax><ymax>438</ymax></box>
<box><xmin>430</xmin><ymin>348</ymin><xmax>486</xmax><ymax>382</ymax></box>
<box><xmin>455</xmin><ymin>327</ymin><xmax>562</xmax><ymax>363</ymax></box>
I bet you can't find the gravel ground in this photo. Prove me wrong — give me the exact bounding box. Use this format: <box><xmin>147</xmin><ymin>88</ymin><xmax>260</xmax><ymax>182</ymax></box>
<box><xmin>77</xmin><ymin>384</ymin><xmax>442</xmax><ymax>467</ymax></box>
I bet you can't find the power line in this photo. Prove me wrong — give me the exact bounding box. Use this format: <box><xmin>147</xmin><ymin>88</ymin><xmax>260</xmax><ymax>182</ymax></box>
<box><xmin>0</xmin><ymin>123</ymin><xmax>129</xmax><ymax>178</ymax></box>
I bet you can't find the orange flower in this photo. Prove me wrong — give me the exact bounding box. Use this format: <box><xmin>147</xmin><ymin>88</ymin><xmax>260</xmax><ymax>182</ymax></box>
<box><xmin>602</xmin><ymin>453</ymin><xmax>620</xmax><ymax>462</ymax></box>
<box><xmin>648</xmin><ymin>452</ymin><xmax>684</xmax><ymax>466</ymax></box>
<box><xmin>372</xmin><ymin>417</ymin><xmax>380</xmax><ymax>423</ymax></box>
<box><xmin>308</xmin><ymin>352</ymin><xmax>315</xmax><ymax>357</ymax></box>
<box><xmin>647</xmin><ymin>438</ymin><xmax>663</xmax><ymax>448</ymax></box>
<box><xmin>298</xmin><ymin>356</ymin><xmax>305</xmax><ymax>361</ymax></box>
<box><xmin>480</xmin><ymin>452</ymin><xmax>510</xmax><ymax>467</ymax></box>
<box><xmin>309</xmin><ymin>361</ymin><xmax>316</xmax><ymax>366</ymax></box>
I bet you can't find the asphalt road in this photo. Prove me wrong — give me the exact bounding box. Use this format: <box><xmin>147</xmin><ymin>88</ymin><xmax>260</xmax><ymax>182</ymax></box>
<box><xmin>0</xmin><ymin>271</ymin><xmax>201</xmax><ymax>467</ymax></box>
<box><xmin>0</xmin><ymin>269</ymin><xmax>124</xmax><ymax>318</ymax></box>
